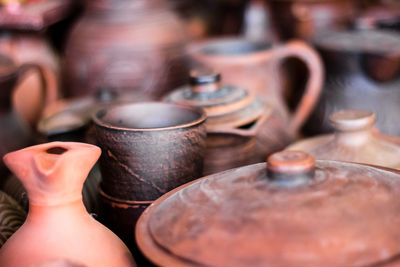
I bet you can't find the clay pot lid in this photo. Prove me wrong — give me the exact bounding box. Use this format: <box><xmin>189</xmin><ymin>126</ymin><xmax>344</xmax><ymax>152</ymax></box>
<box><xmin>287</xmin><ymin>110</ymin><xmax>400</xmax><ymax>169</ymax></box>
<box><xmin>313</xmin><ymin>30</ymin><xmax>400</xmax><ymax>55</ymax></box>
<box><xmin>166</xmin><ymin>70</ymin><xmax>267</xmax><ymax>129</ymax></box>
<box><xmin>136</xmin><ymin>150</ymin><xmax>400</xmax><ymax>266</ymax></box>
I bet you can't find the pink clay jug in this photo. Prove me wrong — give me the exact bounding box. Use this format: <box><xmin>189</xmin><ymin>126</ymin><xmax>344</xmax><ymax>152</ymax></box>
<box><xmin>0</xmin><ymin>142</ymin><xmax>135</xmax><ymax>267</ymax></box>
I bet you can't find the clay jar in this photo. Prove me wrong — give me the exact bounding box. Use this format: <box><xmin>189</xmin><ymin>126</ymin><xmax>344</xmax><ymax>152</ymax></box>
<box><xmin>0</xmin><ymin>142</ymin><xmax>135</xmax><ymax>267</ymax></box>
<box><xmin>63</xmin><ymin>0</ymin><xmax>188</xmax><ymax>99</ymax></box>
<box><xmin>93</xmin><ymin>102</ymin><xmax>206</xmax><ymax>251</ymax></box>
<box><xmin>287</xmin><ymin>110</ymin><xmax>400</xmax><ymax>169</ymax></box>
<box><xmin>0</xmin><ymin>54</ymin><xmax>51</xmax><ymax>179</ymax></box>
<box><xmin>136</xmin><ymin>150</ymin><xmax>400</xmax><ymax>266</ymax></box>
<box><xmin>305</xmin><ymin>30</ymin><xmax>400</xmax><ymax>135</ymax></box>
<box><xmin>268</xmin><ymin>0</ymin><xmax>357</xmax><ymax>41</ymax></box>
<box><xmin>166</xmin><ymin>71</ymin><xmax>299</xmax><ymax>175</ymax></box>
<box><xmin>187</xmin><ymin>38</ymin><xmax>324</xmax><ymax>135</ymax></box>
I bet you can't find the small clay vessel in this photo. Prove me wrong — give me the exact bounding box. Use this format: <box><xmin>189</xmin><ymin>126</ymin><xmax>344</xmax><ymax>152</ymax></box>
<box><xmin>287</xmin><ymin>110</ymin><xmax>400</xmax><ymax>169</ymax></box>
<box><xmin>136</xmin><ymin>150</ymin><xmax>400</xmax><ymax>266</ymax></box>
<box><xmin>165</xmin><ymin>71</ymin><xmax>293</xmax><ymax>175</ymax></box>
<box><xmin>0</xmin><ymin>142</ymin><xmax>135</xmax><ymax>267</ymax></box>
<box><xmin>305</xmin><ymin>29</ymin><xmax>400</xmax><ymax>135</ymax></box>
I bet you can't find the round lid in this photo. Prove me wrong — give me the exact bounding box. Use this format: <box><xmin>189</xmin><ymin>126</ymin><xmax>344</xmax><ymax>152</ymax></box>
<box><xmin>137</xmin><ymin>150</ymin><xmax>400</xmax><ymax>266</ymax></box>
<box><xmin>287</xmin><ymin>110</ymin><xmax>400</xmax><ymax>169</ymax></box>
<box><xmin>165</xmin><ymin>70</ymin><xmax>266</xmax><ymax>129</ymax></box>
<box><xmin>313</xmin><ymin>30</ymin><xmax>400</xmax><ymax>55</ymax></box>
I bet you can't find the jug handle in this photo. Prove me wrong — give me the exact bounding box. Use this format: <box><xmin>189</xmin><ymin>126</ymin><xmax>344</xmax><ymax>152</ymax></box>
<box><xmin>16</xmin><ymin>63</ymin><xmax>55</xmax><ymax>121</ymax></box>
<box><xmin>272</xmin><ymin>40</ymin><xmax>324</xmax><ymax>134</ymax></box>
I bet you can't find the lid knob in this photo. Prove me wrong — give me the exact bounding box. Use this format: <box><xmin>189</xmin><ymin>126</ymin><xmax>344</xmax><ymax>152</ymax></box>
<box><xmin>330</xmin><ymin>110</ymin><xmax>375</xmax><ymax>132</ymax></box>
<box><xmin>189</xmin><ymin>70</ymin><xmax>221</xmax><ymax>93</ymax></box>
<box><xmin>267</xmin><ymin>151</ymin><xmax>315</xmax><ymax>186</ymax></box>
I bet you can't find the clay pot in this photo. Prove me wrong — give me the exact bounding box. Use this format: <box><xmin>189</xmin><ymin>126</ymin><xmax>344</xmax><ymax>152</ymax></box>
<box><xmin>0</xmin><ymin>142</ymin><xmax>135</xmax><ymax>267</ymax></box>
<box><xmin>287</xmin><ymin>110</ymin><xmax>400</xmax><ymax>169</ymax></box>
<box><xmin>0</xmin><ymin>190</ymin><xmax>26</xmax><ymax>248</ymax></box>
<box><xmin>93</xmin><ymin>102</ymin><xmax>207</xmax><ymax>201</ymax></box>
<box><xmin>187</xmin><ymin>38</ymin><xmax>324</xmax><ymax>135</ymax></box>
<box><xmin>305</xmin><ymin>29</ymin><xmax>400</xmax><ymax>136</ymax></box>
<box><xmin>63</xmin><ymin>0</ymin><xmax>188</xmax><ymax>99</ymax></box>
<box><xmin>136</xmin><ymin>150</ymin><xmax>400</xmax><ymax>266</ymax></box>
<box><xmin>0</xmin><ymin>54</ymin><xmax>52</xmax><ymax>179</ymax></box>
<box><xmin>166</xmin><ymin>71</ymin><xmax>296</xmax><ymax>175</ymax></box>
<box><xmin>268</xmin><ymin>0</ymin><xmax>357</xmax><ymax>41</ymax></box>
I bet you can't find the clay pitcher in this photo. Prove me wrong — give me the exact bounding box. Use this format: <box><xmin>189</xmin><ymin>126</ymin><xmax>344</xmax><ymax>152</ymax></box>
<box><xmin>0</xmin><ymin>54</ymin><xmax>50</xmax><ymax>180</ymax></box>
<box><xmin>63</xmin><ymin>0</ymin><xmax>188</xmax><ymax>99</ymax></box>
<box><xmin>187</xmin><ymin>38</ymin><xmax>323</xmax><ymax>134</ymax></box>
<box><xmin>0</xmin><ymin>142</ymin><xmax>135</xmax><ymax>267</ymax></box>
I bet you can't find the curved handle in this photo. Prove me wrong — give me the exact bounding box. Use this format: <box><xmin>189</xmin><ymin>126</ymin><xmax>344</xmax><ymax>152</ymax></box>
<box><xmin>15</xmin><ymin>63</ymin><xmax>55</xmax><ymax>119</ymax></box>
<box><xmin>272</xmin><ymin>40</ymin><xmax>324</xmax><ymax>134</ymax></box>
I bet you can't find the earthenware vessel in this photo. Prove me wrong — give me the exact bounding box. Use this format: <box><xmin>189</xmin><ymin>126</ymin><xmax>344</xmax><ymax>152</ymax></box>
<box><xmin>0</xmin><ymin>142</ymin><xmax>135</xmax><ymax>267</ymax></box>
<box><xmin>166</xmin><ymin>71</ymin><xmax>301</xmax><ymax>175</ymax></box>
<box><xmin>0</xmin><ymin>190</ymin><xmax>26</xmax><ymax>248</ymax></box>
<box><xmin>268</xmin><ymin>0</ymin><xmax>357</xmax><ymax>41</ymax></box>
<box><xmin>63</xmin><ymin>0</ymin><xmax>188</xmax><ymax>99</ymax></box>
<box><xmin>136</xmin><ymin>150</ymin><xmax>400</xmax><ymax>266</ymax></box>
<box><xmin>287</xmin><ymin>110</ymin><xmax>400</xmax><ymax>169</ymax></box>
<box><xmin>0</xmin><ymin>54</ymin><xmax>51</xmax><ymax>179</ymax></box>
<box><xmin>305</xmin><ymin>30</ymin><xmax>400</xmax><ymax>135</ymax></box>
<box><xmin>187</xmin><ymin>38</ymin><xmax>324</xmax><ymax>134</ymax></box>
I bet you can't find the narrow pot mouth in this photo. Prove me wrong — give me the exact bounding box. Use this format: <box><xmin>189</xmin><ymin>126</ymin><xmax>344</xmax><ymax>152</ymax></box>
<box><xmin>188</xmin><ymin>37</ymin><xmax>272</xmax><ymax>57</ymax></box>
<box><xmin>93</xmin><ymin>102</ymin><xmax>206</xmax><ymax>132</ymax></box>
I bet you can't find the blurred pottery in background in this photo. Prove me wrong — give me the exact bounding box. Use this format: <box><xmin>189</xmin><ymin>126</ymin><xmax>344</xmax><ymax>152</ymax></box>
<box><xmin>305</xmin><ymin>30</ymin><xmax>400</xmax><ymax>136</ymax></box>
<box><xmin>268</xmin><ymin>0</ymin><xmax>357</xmax><ymax>41</ymax></box>
<box><xmin>166</xmin><ymin>71</ymin><xmax>296</xmax><ymax>175</ymax></box>
<box><xmin>137</xmin><ymin>150</ymin><xmax>400</xmax><ymax>266</ymax></box>
<box><xmin>0</xmin><ymin>54</ymin><xmax>52</xmax><ymax>180</ymax></box>
<box><xmin>288</xmin><ymin>110</ymin><xmax>400</xmax><ymax>169</ymax></box>
<box><xmin>63</xmin><ymin>0</ymin><xmax>188</xmax><ymax>99</ymax></box>
<box><xmin>0</xmin><ymin>142</ymin><xmax>135</xmax><ymax>267</ymax></box>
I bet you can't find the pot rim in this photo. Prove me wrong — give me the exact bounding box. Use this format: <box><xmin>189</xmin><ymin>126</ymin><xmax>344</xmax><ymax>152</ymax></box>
<box><xmin>92</xmin><ymin>101</ymin><xmax>207</xmax><ymax>132</ymax></box>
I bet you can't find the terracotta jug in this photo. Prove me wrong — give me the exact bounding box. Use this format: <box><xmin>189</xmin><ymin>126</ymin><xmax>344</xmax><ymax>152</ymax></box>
<box><xmin>187</xmin><ymin>38</ymin><xmax>324</xmax><ymax>134</ymax></box>
<box><xmin>137</xmin><ymin>150</ymin><xmax>400</xmax><ymax>266</ymax></box>
<box><xmin>63</xmin><ymin>0</ymin><xmax>188</xmax><ymax>99</ymax></box>
<box><xmin>287</xmin><ymin>110</ymin><xmax>400</xmax><ymax>169</ymax></box>
<box><xmin>0</xmin><ymin>54</ymin><xmax>51</xmax><ymax>179</ymax></box>
<box><xmin>0</xmin><ymin>142</ymin><xmax>135</xmax><ymax>267</ymax></box>
<box><xmin>305</xmin><ymin>29</ymin><xmax>400</xmax><ymax>136</ymax></box>
<box><xmin>166</xmin><ymin>71</ymin><xmax>300</xmax><ymax>175</ymax></box>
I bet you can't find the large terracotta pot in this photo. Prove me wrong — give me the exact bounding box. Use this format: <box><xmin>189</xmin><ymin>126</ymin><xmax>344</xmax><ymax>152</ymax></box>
<box><xmin>166</xmin><ymin>71</ymin><xmax>315</xmax><ymax>175</ymax></box>
<box><xmin>0</xmin><ymin>54</ymin><xmax>51</xmax><ymax>179</ymax></box>
<box><xmin>63</xmin><ymin>0</ymin><xmax>188</xmax><ymax>99</ymax></box>
<box><xmin>187</xmin><ymin>38</ymin><xmax>324</xmax><ymax>135</ymax></box>
<box><xmin>136</xmin><ymin>150</ymin><xmax>400</xmax><ymax>266</ymax></box>
<box><xmin>0</xmin><ymin>142</ymin><xmax>135</xmax><ymax>267</ymax></box>
<box><xmin>305</xmin><ymin>30</ymin><xmax>400</xmax><ymax>136</ymax></box>
<box><xmin>288</xmin><ymin>110</ymin><xmax>400</xmax><ymax>169</ymax></box>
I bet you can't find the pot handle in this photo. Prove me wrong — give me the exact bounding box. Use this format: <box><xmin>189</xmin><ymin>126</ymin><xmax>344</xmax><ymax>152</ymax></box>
<box><xmin>16</xmin><ymin>63</ymin><xmax>56</xmax><ymax>120</ymax></box>
<box><xmin>272</xmin><ymin>40</ymin><xmax>324</xmax><ymax>134</ymax></box>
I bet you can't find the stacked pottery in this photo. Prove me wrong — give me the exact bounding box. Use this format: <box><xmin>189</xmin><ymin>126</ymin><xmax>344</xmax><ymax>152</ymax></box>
<box><xmin>136</xmin><ymin>150</ymin><xmax>400</xmax><ymax>266</ymax></box>
<box><xmin>0</xmin><ymin>142</ymin><xmax>135</xmax><ymax>267</ymax></box>
<box><xmin>305</xmin><ymin>29</ymin><xmax>400</xmax><ymax>135</ymax></box>
<box><xmin>287</xmin><ymin>110</ymin><xmax>400</xmax><ymax>169</ymax></box>
<box><xmin>63</xmin><ymin>0</ymin><xmax>188</xmax><ymax>99</ymax></box>
<box><xmin>93</xmin><ymin>102</ymin><xmax>206</xmax><ymax>253</ymax></box>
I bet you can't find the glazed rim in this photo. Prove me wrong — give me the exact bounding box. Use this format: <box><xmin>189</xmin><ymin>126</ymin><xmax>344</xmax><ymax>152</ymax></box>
<box><xmin>92</xmin><ymin>102</ymin><xmax>207</xmax><ymax>132</ymax></box>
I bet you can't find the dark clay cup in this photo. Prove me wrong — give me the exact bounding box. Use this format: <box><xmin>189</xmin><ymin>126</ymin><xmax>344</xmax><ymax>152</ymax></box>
<box><xmin>93</xmin><ymin>102</ymin><xmax>207</xmax><ymax>201</ymax></box>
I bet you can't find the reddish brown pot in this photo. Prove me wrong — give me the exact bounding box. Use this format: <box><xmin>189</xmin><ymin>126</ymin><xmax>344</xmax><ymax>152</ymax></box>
<box><xmin>93</xmin><ymin>102</ymin><xmax>207</xmax><ymax>201</ymax></box>
<box><xmin>187</xmin><ymin>38</ymin><xmax>324</xmax><ymax>135</ymax></box>
<box><xmin>63</xmin><ymin>0</ymin><xmax>188</xmax><ymax>99</ymax></box>
<box><xmin>268</xmin><ymin>0</ymin><xmax>357</xmax><ymax>41</ymax></box>
<box><xmin>136</xmin><ymin>150</ymin><xmax>400</xmax><ymax>266</ymax></box>
<box><xmin>287</xmin><ymin>110</ymin><xmax>400</xmax><ymax>169</ymax></box>
<box><xmin>0</xmin><ymin>142</ymin><xmax>135</xmax><ymax>267</ymax></box>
